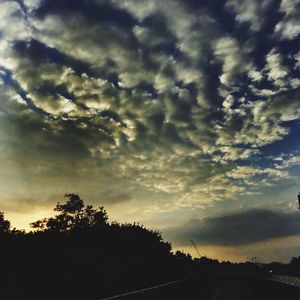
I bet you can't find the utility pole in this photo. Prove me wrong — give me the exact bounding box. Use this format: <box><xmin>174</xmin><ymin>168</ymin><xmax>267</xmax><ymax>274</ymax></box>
<box><xmin>248</xmin><ymin>257</ymin><xmax>258</xmax><ymax>264</ymax></box>
<box><xmin>190</xmin><ymin>239</ymin><xmax>201</xmax><ymax>259</ymax></box>
<box><xmin>298</xmin><ymin>192</ymin><xmax>300</xmax><ymax>209</ymax></box>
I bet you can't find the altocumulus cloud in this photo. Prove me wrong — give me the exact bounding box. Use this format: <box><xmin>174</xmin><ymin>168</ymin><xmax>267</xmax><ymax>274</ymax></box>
<box><xmin>0</xmin><ymin>0</ymin><xmax>300</xmax><ymax>219</ymax></box>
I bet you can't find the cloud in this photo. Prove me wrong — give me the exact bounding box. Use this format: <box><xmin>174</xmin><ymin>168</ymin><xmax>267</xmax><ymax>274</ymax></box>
<box><xmin>226</xmin><ymin>0</ymin><xmax>282</xmax><ymax>32</ymax></box>
<box><xmin>274</xmin><ymin>154</ymin><xmax>300</xmax><ymax>169</ymax></box>
<box><xmin>1</xmin><ymin>0</ymin><xmax>300</xmax><ymax>222</ymax></box>
<box><xmin>265</xmin><ymin>48</ymin><xmax>289</xmax><ymax>85</ymax></box>
<box><xmin>164</xmin><ymin>208</ymin><xmax>300</xmax><ymax>246</ymax></box>
<box><xmin>275</xmin><ymin>0</ymin><xmax>300</xmax><ymax>40</ymax></box>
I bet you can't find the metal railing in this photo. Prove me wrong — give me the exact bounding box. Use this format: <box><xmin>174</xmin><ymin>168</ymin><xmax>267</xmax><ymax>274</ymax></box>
<box><xmin>100</xmin><ymin>277</ymin><xmax>187</xmax><ymax>300</ymax></box>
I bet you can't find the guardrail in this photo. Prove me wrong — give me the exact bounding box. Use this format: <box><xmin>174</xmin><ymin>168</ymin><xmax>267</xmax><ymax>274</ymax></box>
<box><xmin>262</xmin><ymin>274</ymin><xmax>300</xmax><ymax>287</ymax></box>
<box><xmin>100</xmin><ymin>278</ymin><xmax>187</xmax><ymax>300</ymax></box>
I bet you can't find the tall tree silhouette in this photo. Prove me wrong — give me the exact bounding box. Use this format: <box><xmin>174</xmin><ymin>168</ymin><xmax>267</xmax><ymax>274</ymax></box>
<box><xmin>30</xmin><ymin>194</ymin><xmax>108</xmax><ymax>232</ymax></box>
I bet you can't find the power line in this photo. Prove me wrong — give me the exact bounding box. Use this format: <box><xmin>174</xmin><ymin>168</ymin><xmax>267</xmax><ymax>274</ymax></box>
<box><xmin>190</xmin><ymin>239</ymin><xmax>201</xmax><ymax>259</ymax></box>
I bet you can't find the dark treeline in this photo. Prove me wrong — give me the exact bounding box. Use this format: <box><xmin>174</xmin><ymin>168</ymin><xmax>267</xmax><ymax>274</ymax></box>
<box><xmin>0</xmin><ymin>194</ymin><xmax>179</xmax><ymax>299</ymax></box>
<box><xmin>0</xmin><ymin>194</ymin><xmax>299</xmax><ymax>300</ymax></box>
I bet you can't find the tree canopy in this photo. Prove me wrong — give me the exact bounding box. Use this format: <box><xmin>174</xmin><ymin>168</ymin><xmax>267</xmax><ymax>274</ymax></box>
<box><xmin>30</xmin><ymin>194</ymin><xmax>108</xmax><ymax>232</ymax></box>
<box><xmin>0</xmin><ymin>211</ymin><xmax>10</xmax><ymax>233</ymax></box>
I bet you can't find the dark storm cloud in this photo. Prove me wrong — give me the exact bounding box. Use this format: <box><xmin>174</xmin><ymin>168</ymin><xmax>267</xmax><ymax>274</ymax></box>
<box><xmin>165</xmin><ymin>209</ymin><xmax>300</xmax><ymax>246</ymax></box>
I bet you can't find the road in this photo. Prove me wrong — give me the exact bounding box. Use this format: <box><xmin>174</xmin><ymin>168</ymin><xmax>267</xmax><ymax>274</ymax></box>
<box><xmin>102</xmin><ymin>274</ymin><xmax>300</xmax><ymax>300</ymax></box>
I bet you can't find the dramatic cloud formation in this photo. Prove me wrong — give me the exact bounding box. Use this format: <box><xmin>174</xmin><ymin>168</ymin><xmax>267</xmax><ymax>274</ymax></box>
<box><xmin>1</xmin><ymin>0</ymin><xmax>300</xmax><ymax>260</ymax></box>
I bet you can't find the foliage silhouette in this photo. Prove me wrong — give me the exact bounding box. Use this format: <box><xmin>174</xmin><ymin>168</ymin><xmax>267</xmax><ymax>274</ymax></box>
<box><xmin>30</xmin><ymin>194</ymin><xmax>108</xmax><ymax>232</ymax></box>
<box><xmin>0</xmin><ymin>211</ymin><xmax>10</xmax><ymax>232</ymax></box>
<box><xmin>0</xmin><ymin>194</ymin><xmax>179</xmax><ymax>300</ymax></box>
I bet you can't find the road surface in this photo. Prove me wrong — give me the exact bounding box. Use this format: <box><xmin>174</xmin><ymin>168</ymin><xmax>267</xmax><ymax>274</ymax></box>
<box><xmin>102</xmin><ymin>274</ymin><xmax>300</xmax><ymax>300</ymax></box>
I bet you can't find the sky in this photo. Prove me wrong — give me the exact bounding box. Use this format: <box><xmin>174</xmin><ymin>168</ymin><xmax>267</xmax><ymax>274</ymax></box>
<box><xmin>0</xmin><ymin>0</ymin><xmax>300</xmax><ymax>263</ymax></box>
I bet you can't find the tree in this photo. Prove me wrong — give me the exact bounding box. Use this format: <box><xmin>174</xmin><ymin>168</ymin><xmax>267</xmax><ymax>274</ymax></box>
<box><xmin>175</xmin><ymin>250</ymin><xmax>193</xmax><ymax>263</ymax></box>
<box><xmin>30</xmin><ymin>194</ymin><xmax>108</xmax><ymax>232</ymax></box>
<box><xmin>0</xmin><ymin>211</ymin><xmax>10</xmax><ymax>233</ymax></box>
